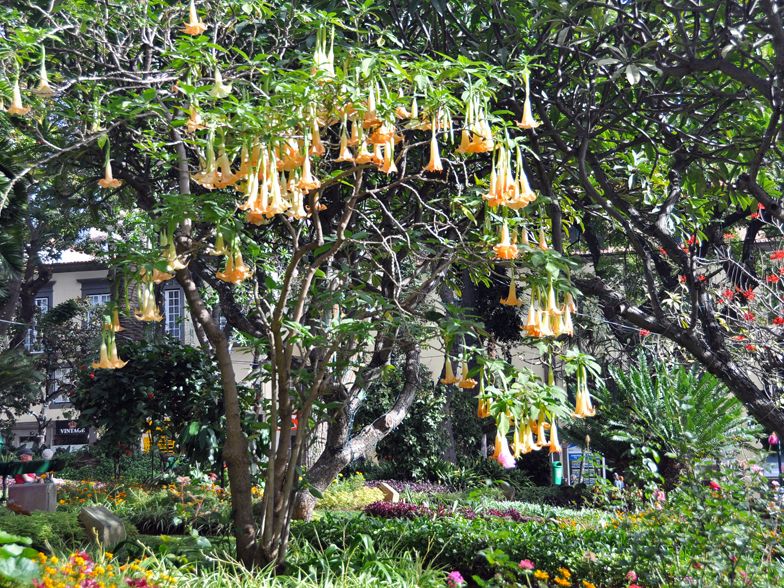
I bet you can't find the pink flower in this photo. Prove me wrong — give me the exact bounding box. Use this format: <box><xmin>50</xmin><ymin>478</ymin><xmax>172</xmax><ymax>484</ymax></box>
<box><xmin>626</xmin><ymin>571</ymin><xmax>638</xmax><ymax>581</ymax></box>
<box><xmin>519</xmin><ymin>560</ymin><xmax>535</xmax><ymax>570</ymax></box>
<box><xmin>447</xmin><ymin>571</ymin><xmax>465</xmax><ymax>587</ymax></box>
<box><xmin>770</xmin><ymin>433</ymin><xmax>780</xmax><ymax>446</ymax></box>
<box><xmin>751</xmin><ymin>464</ymin><xmax>763</xmax><ymax>474</ymax></box>
<box><xmin>709</xmin><ymin>481</ymin><xmax>721</xmax><ymax>491</ymax></box>
<box><xmin>497</xmin><ymin>446</ymin><xmax>516</xmax><ymax>469</ymax></box>
<box><xmin>653</xmin><ymin>489</ymin><xmax>665</xmax><ymax>502</ymax></box>
<box><xmin>630</xmin><ymin>584</ymin><xmax>643</xmax><ymax>588</ymax></box>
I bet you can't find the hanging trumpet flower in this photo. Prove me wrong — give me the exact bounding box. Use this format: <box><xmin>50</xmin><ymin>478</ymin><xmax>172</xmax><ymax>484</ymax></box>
<box><xmin>33</xmin><ymin>48</ymin><xmax>56</xmax><ymax>97</ymax></box>
<box><xmin>182</xmin><ymin>0</ymin><xmax>208</xmax><ymax>35</ymax></box>
<box><xmin>493</xmin><ymin>221</ymin><xmax>519</xmax><ymax>260</ymax></box>
<box><xmin>549</xmin><ymin>418</ymin><xmax>563</xmax><ymax>454</ymax></box>
<box><xmin>489</xmin><ymin>432</ymin><xmax>516</xmax><ymax>469</ymax></box>
<box><xmin>572</xmin><ymin>365</ymin><xmax>597</xmax><ymax>418</ymax></box>
<box><xmin>185</xmin><ymin>105</ymin><xmax>206</xmax><ymax>134</ymax></box>
<box><xmin>5</xmin><ymin>76</ymin><xmax>30</xmax><ymax>116</ymax></box>
<box><xmin>135</xmin><ymin>280</ymin><xmax>164</xmax><ymax>322</ymax></box>
<box><xmin>501</xmin><ymin>272</ymin><xmax>523</xmax><ymax>306</ymax></box>
<box><xmin>423</xmin><ymin>121</ymin><xmax>443</xmax><ymax>172</ymax></box>
<box><xmin>92</xmin><ymin>323</ymin><xmax>126</xmax><ymax>370</ymax></box>
<box><xmin>440</xmin><ymin>357</ymin><xmax>459</xmax><ymax>384</ymax></box>
<box><xmin>208</xmin><ymin>68</ymin><xmax>232</xmax><ymax>99</ymax></box>
<box><xmin>97</xmin><ymin>162</ymin><xmax>123</xmax><ymax>189</ymax></box>
<box><xmin>217</xmin><ymin>245</ymin><xmax>253</xmax><ymax>284</ymax></box>
<box><xmin>516</xmin><ymin>69</ymin><xmax>541</xmax><ymax>130</ymax></box>
<box><xmin>457</xmin><ymin>361</ymin><xmax>477</xmax><ymax>389</ymax></box>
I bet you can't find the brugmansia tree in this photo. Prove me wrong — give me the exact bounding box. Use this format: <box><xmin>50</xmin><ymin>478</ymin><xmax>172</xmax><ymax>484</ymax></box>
<box><xmin>0</xmin><ymin>0</ymin><xmax>596</xmax><ymax>566</ymax></box>
<box><xmin>352</xmin><ymin>0</ymin><xmax>784</xmax><ymax>438</ymax></box>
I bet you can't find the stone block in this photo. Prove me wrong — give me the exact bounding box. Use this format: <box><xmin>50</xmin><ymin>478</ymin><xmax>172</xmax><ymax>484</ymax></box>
<box><xmin>8</xmin><ymin>484</ymin><xmax>57</xmax><ymax>513</ymax></box>
<box><xmin>80</xmin><ymin>505</ymin><xmax>126</xmax><ymax>547</ymax></box>
<box><xmin>378</xmin><ymin>482</ymin><xmax>399</xmax><ymax>503</ymax></box>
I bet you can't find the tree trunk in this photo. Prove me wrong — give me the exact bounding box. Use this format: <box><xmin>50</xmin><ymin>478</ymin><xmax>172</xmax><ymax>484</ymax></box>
<box><xmin>290</xmin><ymin>342</ymin><xmax>422</xmax><ymax>521</ymax></box>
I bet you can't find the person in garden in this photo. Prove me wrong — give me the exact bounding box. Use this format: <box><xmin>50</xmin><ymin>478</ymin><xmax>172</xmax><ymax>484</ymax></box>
<box><xmin>13</xmin><ymin>448</ymin><xmax>38</xmax><ymax>484</ymax></box>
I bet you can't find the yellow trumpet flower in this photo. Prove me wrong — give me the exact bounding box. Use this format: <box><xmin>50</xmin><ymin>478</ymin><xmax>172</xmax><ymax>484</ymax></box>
<box><xmin>516</xmin><ymin>72</ymin><xmax>541</xmax><ymax>130</ymax></box>
<box><xmin>6</xmin><ymin>78</ymin><xmax>30</xmax><ymax>116</ymax></box>
<box><xmin>546</xmin><ymin>286</ymin><xmax>562</xmax><ymax>316</ymax></box>
<box><xmin>109</xmin><ymin>309</ymin><xmax>125</xmax><ymax>332</ymax></box>
<box><xmin>440</xmin><ymin>358</ymin><xmax>459</xmax><ymax>384</ymax></box>
<box><xmin>423</xmin><ymin>126</ymin><xmax>443</xmax><ymax>173</ymax></box>
<box><xmin>539</xmin><ymin>229</ymin><xmax>548</xmax><ymax>250</ymax></box>
<box><xmin>501</xmin><ymin>277</ymin><xmax>523</xmax><ymax>306</ymax></box>
<box><xmin>108</xmin><ymin>333</ymin><xmax>127</xmax><ymax>369</ymax></box>
<box><xmin>182</xmin><ymin>0</ymin><xmax>208</xmax><ymax>36</ymax></box>
<box><xmin>457</xmin><ymin>362</ymin><xmax>477</xmax><ymax>389</ymax></box>
<box><xmin>97</xmin><ymin>162</ymin><xmax>123</xmax><ymax>189</ymax></box>
<box><xmin>34</xmin><ymin>50</ymin><xmax>56</xmax><ymax>97</ymax></box>
<box><xmin>185</xmin><ymin>106</ymin><xmax>205</xmax><ymax>134</ymax></box>
<box><xmin>493</xmin><ymin>222</ymin><xmax>519</xmax><ymax>260</ymax></box>
<box><xmin>535</xmin><ymin>409</ymin><xmax>550</xmax><ymax>447</ymax></box>
<box><xmin>92</xmin><ymin>335</ymin><xmax>113</xmax><ymax>370</ymax></box>
<box><xmin>135</xmin><ymin>282</ymin><xmax>164</xmax><ymax>322</ymax></box>
<box><xmin>549</xmin><ymin>419</ymin><xmax>563</xmax><ymax>454</ymax></box>
<box><xmin>208</xmin><ymin>69</ymin><xmax>232</xmax><ymax>99</ymax></box>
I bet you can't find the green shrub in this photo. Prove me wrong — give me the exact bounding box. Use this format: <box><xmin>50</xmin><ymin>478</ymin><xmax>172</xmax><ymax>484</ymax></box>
<box><xmin>0</xmin><ymin>511</ymin><xmax>137</xmax><ymax>553</ymax></box>
<box><xmin>295</xmin><ymin>465</ymin><xmax>784</xmax><ymax>588</ymax></box>
<box><xmin>318</xmin><ymin>486</ymin><xmax>385</xmax><ymax>510</ymax></box>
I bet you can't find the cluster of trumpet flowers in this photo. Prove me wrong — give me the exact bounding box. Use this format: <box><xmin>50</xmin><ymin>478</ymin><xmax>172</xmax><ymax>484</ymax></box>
<box><xmin>487</xmin><ymin>409</ymin><xmax>564</xmax><ymax>470</ymax></box>
<box><xmin>92</xmin><ymin>310</ymin><xmax>126</xmax><ymax>370</ymax></box>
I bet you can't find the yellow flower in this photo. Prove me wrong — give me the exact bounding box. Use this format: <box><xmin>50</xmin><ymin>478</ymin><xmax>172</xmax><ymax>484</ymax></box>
<box><xmin>534</xmin><ymin>570</ymin><xmax>549</xmax><ymax>580</ymax></box>
<box><xmin>181</xmin><ymin>0</ymin><xmax>208</xmax><ymax>35</ymax></box>
<box><xmin>440</xmin><ymin>358</ymin><xmax>459</xmax><ymax>384</ymax></box>
<box><xmin>558</xmin><ymin>569</ymin><xmax>571</xmax><ymax>578</ymax></box>
<box><xmin>423</xmin><ymin>126</ymin><xmax>443</xmax><ymax>172</ymax></box>
<box><xmin>501</xmin><ymin>276</ymin><xmax>523</xmax><ymax>306</ymax></box>
<box><xmin>6</xmin><ymin>77</ymin><xmax>30</xmax><ymax>116</ymax></box>
<box><xmin>457</xmin><ymin>361</ymin><xmax>477</xmax><ymax>389</ymax></box>
<box><xmin>549</xmin><ymin>418</ymin><xmax>563</xmax><ymax>454</ymax></box>
<box><xmin>208</xmin><ymin>69</ymin><xmax>232</xmax><ymax>99</ymax></box>
<box><xmin>97</xmin><ymin>162</ymin><xmax>123</xmax><ymax>189</ymax></box>
<box><xmin>516</xmin><ymin>71</ymin><xmax>541</xmax><ymax>130</ymax></box>
<box><xmin>493</xmin><ymin>222</ymin><xmax>519</xmax><ymax>260</ymax></box>
<box><xmin>554</xmin><ymin>577</ymin><xmax>570</xmax><ymax>586</ymax></box>
<box><xmin>34</xmin><ymin>50</ymin><xmax>56</xmax><ymax>97</ymax></box>
<box><xmin>583</xmin><ymin>582</ymin><xmax>597</xmax><ymax>588</ymax></box>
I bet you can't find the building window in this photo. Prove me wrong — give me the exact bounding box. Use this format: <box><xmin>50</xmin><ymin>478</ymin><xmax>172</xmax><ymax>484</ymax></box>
<box><xmin>49</xmin><ymin>368</ymin><xmax>73</xmax><ymax>404</ymax></box>
<box><xmin>24</xmin><ymin>296</ymin><xmax>50</xmax><ymax>353</ymax></box>
<box><xmin>165</xmin><ymin>289</ymin><xmax>182</xmax><ymax>340</ymax></box>
<box><xmin>87</xmin><ymin>293</ymin><xmax>111</xmax><ymax>307</ymax></box>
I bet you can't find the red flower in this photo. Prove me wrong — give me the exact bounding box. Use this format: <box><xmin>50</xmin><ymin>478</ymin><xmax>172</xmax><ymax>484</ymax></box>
<box><xmin>723</xmin><ymin>233</ymin><xmax>736</xmax><ymax>240</ymax></box>
<box><xmin>759</xmin><ymin>202</ymin><xmax>766</xmax><ymax>210</ymax></box>
<box><xmin>775</xmin><ymin>317</ymin><xmax>784</xmax><ymax>326</ymax></box>
<box><xmin>698</xmin><ymin>275</ymin><xmax>707</xmax><ymax>282</ymax></box>
<box><xmin>771</xmin><ymin>251</ymin><xmax>784</xmax><ymax>261</ymax></box>
<box><xmin>742</xmin><ymin>289</ymin><xmax>755</xmax><ymax>300</ymax></box>
<box><xmin>686</xmin><ymin>236</ymin><xmax>697</xmax><ymax>246</ymax></box>
<box><xmin>722</xmin><ymin>289</ymin><xmax>734</xmax><ymax>300</ymax></box>
<box><xmin>779</xmin><ymin>267</ymin><xmax>784</xmax><ymax>275</ymax></box>
<box><xmin>717</xmin><ymin>298</ymin><xmax>725</xmax><ymax>304</ymax></box>
<box><xmin>90</xmin><ymin>373</ymin><xmax>95</xmax><ymax>379</ymax></box>
<box><xmin>733</xmin><ymin>335</ymin><xmax>746</xmax><ymax>341</ymax></box>
<box><xmin>709</xmin><ymin>481</ymin><xmax>721</xmax><ymax>491</ymax></box>
<box><xmin>750</xmin><ymin>212</ymin><xmax>761</xmax><ymax>219</ymax></box>
<box><xmin>148</xmin><ymin>393</ymin><xmax>154</xmax><ymax>399</ymax></box>
<box><xmin>659</xmin><ymin>247</ymin><xmax>667</xmax><ymax>256</ymax></box>
<box><xmin>640</xmin><ymin>329</ymin><xmax>651</xmax><ymax>336</ymax></box>
<box><xmin>767</xmin><ymin>275</ymin><xmax>780</xmax><ymax>283</ymax></box>
<box><xmin>125</xmin><ymin>450</ymin><xmax>132</xmax><ymax>456</ymax></box>
<box><xmin>745</xmin><ymin>344</ymin><xmax>756</xmax><ymax>351</ymax></box>
<box><xmin>678</xmin><ymin>276</ymin><xmax>687</xmax><ymax>283</ymax></box>
<box><xmin>743</xmin><ymin>311</ymin><xmax>755</xmax><ymax>321</ymax></box>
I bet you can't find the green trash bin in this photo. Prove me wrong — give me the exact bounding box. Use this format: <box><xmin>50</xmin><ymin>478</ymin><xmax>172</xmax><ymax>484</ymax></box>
<box><xmin>551</xmin><ymin>461</ymin><xmax>563</xmax><ymax>486</ymax></box>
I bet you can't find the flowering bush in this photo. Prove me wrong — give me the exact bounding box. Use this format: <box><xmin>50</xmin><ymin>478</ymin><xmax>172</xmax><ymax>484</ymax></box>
<box><xmin>317</xmin><ymin>476</ymin><xmax>385</xmax><ymax>510</ymax></box>
<box><xmin>32</xmin><ymin>551</ymin><xmax>172</xmax><ymax>588</ymax></box>
<box><xmin>364</xmin><ymin>501</ymin><xmax>542</xmax><ymax>522</ymax></box>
